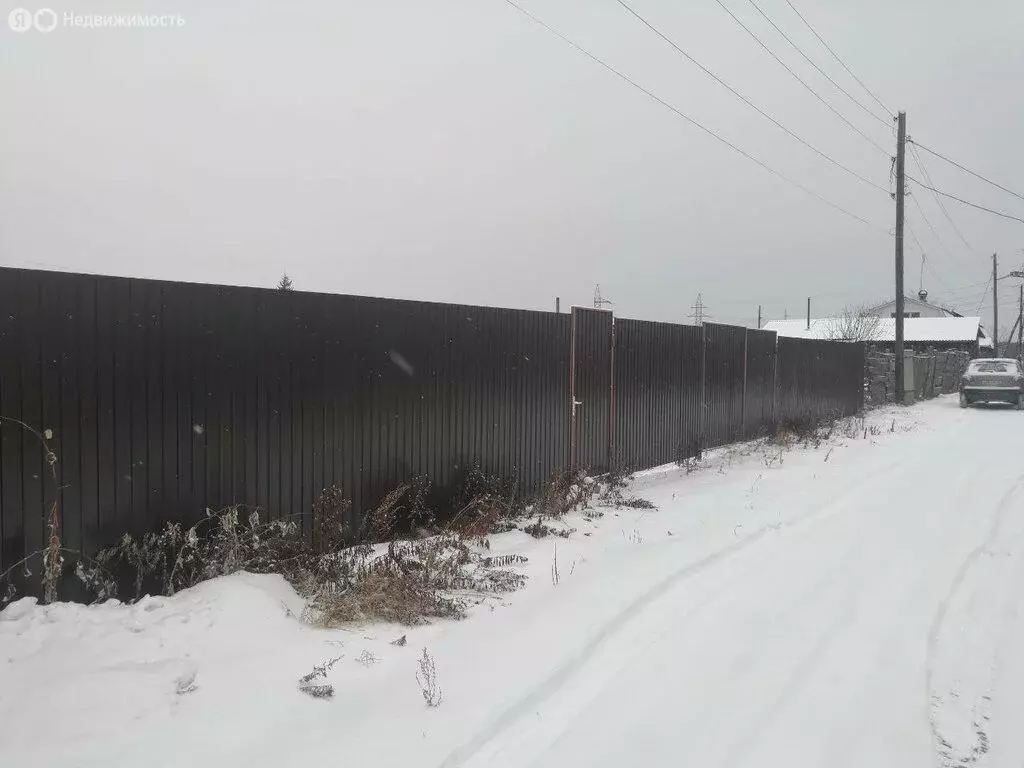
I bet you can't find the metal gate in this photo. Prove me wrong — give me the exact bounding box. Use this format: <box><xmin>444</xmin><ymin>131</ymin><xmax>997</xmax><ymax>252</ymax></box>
<box><xmin>569</xmin><ymin>307</ymin><xmax>613</xmax><ymax>472</ymax></box>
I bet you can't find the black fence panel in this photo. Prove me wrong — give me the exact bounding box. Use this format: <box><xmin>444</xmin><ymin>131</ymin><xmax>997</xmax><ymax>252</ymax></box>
<box><xmin>570</xmin><ymin>307</ymin><xmax>613</xmax><ymax>473</ymax></box>
<box><xmin>0</xmin><ymin>268</ymin><xmax>570</xmax><ymax>575</ymax></box>
<box><xmin>1</xmin><ymin>266</ymin><xmax>869</xmax><ymax>588</ymax></box>
<box><xmin>776</xmin><ymin>337</ymin><xmax>865</xmax><ymax>426</ymax></box>
<box><xmin>743</xmin><ymin>329</ymin><xmax>777</xmax><ymax>438</ymax></box>
<box><xmin>612</xmin><ymin>319</ymin><xmax>702</xmax><ymax>471</ymax></box>
<box><xmin>703</xmin><ymin>324</ymin><xmax>746</xmax><ymax>449</ymax></box>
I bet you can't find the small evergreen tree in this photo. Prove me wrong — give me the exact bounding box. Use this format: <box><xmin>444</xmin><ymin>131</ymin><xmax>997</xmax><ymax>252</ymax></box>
<box><xmin>277</xmin><ymin>272</ymin><xmax>294</xmax><ymax>291</ymax></box>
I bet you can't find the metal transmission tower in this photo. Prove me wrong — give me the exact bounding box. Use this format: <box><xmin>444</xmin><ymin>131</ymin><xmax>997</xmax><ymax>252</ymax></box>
<box><xmin>689</xmin><ymin>292</ymin><xmax>711</xmax><ymax>325</ymax></box>
<box><xmin>593</xmin><ymin>284</ymin><xmax>614</xmax><ymax>310</ymax></box>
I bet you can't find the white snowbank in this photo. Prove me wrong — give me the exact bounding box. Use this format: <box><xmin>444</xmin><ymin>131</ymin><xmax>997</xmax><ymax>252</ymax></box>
<box><xmin>4</xmin><ymin>398</ymin><xmax>1024</xmax><ymax>768</ymax></box>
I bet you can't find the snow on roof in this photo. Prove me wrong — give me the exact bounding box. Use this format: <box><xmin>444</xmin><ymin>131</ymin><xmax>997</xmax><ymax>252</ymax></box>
<box><xmin>762</xmin><ymin>316</ymin><xmax>982</xmax><ymax>343</ymax></box>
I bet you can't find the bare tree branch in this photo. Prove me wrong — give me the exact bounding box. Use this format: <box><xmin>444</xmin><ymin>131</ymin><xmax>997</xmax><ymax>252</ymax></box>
<box><xmin>824</xmin><ymin>305</ymin><xmax>882</xmax><ymax>342</ymax></box>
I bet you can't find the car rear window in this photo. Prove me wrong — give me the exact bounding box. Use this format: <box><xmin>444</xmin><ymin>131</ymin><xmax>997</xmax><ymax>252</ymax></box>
<box><xmin>969</xmin><ymin>362</ymin><xmax>1016</xmax><ymax>373</ymax></box>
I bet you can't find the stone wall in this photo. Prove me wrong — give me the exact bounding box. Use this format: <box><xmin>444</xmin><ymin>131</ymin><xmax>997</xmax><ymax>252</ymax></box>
<box><xmin>864</xmin><ymin>348</ymin><xmax>969</xmax><ymax>407</ymax></box>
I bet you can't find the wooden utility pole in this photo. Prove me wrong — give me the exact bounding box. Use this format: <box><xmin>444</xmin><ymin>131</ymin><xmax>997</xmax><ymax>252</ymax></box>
<box><xmin>894</xmin><ymin>111</ymin><xmax>906</xmax><ymax>403</ymax></box>
<box><xmin>992</xmin><ymin>253</ymin><xmax>999</xmax><ymax>354</ymax></box>
<box><xmin>1011</xmin><ymin>286</ymin><xmax>1019</xmax><ymax>364</ymax></box>
<box><xmin>757</xmin><ymin>305</ymin><xmax>762</xmax><ymax>329</ymax></box>
<box><xmin>806</xmin><ymin>297</ymin><xmax>811</xmax><ymax>330</ymax></box>
<box><xmin>555</xmin><ymin>297</ymin><xmax>560</xmax><ymax>313</ymax></box>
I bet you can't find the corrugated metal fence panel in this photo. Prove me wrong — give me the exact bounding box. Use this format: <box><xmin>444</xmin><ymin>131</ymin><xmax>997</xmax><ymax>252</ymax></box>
<box><xmin>703</xmin><ymin>323</ymin><xmax>746</xmax><ymax>448</ymax></box>
<box><xmin>0</xmin><ymin>268</ymin><xmax>571</xmax><ymax>575</ymax></box>
<box><xmin>612</xmin><ymin>319</ymin><xmax>702</xmax><ymax>471</ymax></box>
<box><xmin>570</xmin><ymin>307</ymin><xmax>612</xmax><ymax>473</ymax></box>
<box><xmin>776</xmin><ymin>338</ymin><xmax>865</xmax><ymax>425</ymax></box>
<box><xmin>1</xmin><ymin>265</ymin><xmax>869</xmax><ymax>584</ymax></box>
<box><xmin>743</xmin><ymin>329</ymin><xmax>777</xmax><ymax>438</ymax></box>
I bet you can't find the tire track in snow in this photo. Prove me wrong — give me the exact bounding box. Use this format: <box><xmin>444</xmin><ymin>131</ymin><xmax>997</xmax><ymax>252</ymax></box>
<box><xmin>436</xmin><ymin>527</ymin><xmax>772</xmax><ymax>768</ymax></box>
<box><xmin>926</xmin><ymin>473</ymin><xmax>1024</xmax><ymax>768</ymax></box>
<box><xmin>439</xmin><ymin>449</ymin><xmax>913</xmax><ymax>768</ymax></box>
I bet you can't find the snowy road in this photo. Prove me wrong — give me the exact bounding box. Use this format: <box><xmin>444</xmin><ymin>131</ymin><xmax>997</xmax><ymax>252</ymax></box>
<box><xmin>438</xmin><ymin>398</ymin><xmax>1024</xmax><ymax>768</ymax></box>
<box><xmin>4</xmin><ymin>397</ymin><xmax>1024</xmax><ymax>768</ymax></box>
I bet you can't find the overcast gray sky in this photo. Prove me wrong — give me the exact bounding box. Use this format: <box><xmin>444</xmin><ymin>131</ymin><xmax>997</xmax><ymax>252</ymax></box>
<box><xmin>3</xmin><ymin>0</ymin><xmax>1023</xmax><ymax>332</ymax></box>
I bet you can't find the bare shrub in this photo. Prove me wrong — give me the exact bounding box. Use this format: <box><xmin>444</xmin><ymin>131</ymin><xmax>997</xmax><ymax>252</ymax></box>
<box><xmin>312</xmin><ymin>485</ymin><xmax>349</xmax><ymax>554</ymax></box>
<box><xmin>416</xmin><ymin>648</ymin><xmax>443</xmax><ymax>707</ymax></box>
<box><xmin>535</xmin><ymin>468</ymin><xmax>595</xmax><ymax>518</ymax></box>
<box><xmin>0</xmin><ymin>418</ymin><xmax>94</xmax><ymax>605</ymax></box>
<box><xmin>551</xmin><ymin>543</ymin><xmax>560</xmax><ymax>586</ymax></box>
<box><xmin>307</xmin><ymin>534</ymin><xmax>527</xmax><ymax>627</ymax></box>
<box><xmin>298</xmin><ymin>656</ymin><xmax>342</xmax><ymax>699</ymax></box>
<box><xmin>619</xmin><ymin>497</ymin><xmax>656</xmax><ymax>510</ymax></box>
<box><xmin>824</xmin><ymin>305</ymin><xmax>882</xmax><ymax>343</ymax></box>
<box><xmin>762</xmin><ymin>448</ymin><xmax>785</xmax><ymax>469</ymax></box>
<box><xmin>95</xmin><ymin>507</ymin><xmax>305</xmax><ymax>600</ymax></box>
<box><xmin>523</xmin><ymin>518</ymin><xmax>574</xmax><ymax>539</ymax></box>
<box><xmin>309</xmin><ymin>570</ymin><xmax>466</xmax><ymax>627</ymax></box>
<box><xmin>356</xmin><ymin>650</ymin><xmax>379</xmax><ymax>667</ymax></box>
<box><xmin>369</xmin><ymin>485</ymin><xmax>410</xmax><ymax>542</ymax></box>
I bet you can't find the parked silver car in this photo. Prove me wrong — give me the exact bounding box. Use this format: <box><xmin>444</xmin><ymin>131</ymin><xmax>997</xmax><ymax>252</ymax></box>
<box><xmin>960</xmin><ymin>358</ymin><xmax>1024</xmax><ymax>408</ymax></box>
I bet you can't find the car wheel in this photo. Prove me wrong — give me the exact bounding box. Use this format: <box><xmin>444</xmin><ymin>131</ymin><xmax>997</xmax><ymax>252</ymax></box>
<box><xmin>1017</xmin><ymin>394</ymin><xmax>1024</xmax><ymax>411</ymax></box>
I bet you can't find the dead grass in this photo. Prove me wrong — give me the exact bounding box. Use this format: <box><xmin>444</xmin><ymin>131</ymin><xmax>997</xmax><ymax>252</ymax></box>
<box><xmin>309</xmin><ymin>570</ymin><xmax>466</xmax><ymax>626</ymax></box>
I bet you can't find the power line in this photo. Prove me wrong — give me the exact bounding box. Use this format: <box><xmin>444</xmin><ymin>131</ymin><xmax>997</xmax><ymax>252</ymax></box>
<box><xmin>612</xmin><ymin>0</ymin><xmax>888</xmax><ymax>193</ymax></box>
<box><xmin>741</xmin><ymin>0</ymin><xmax>891</xmax><ymax>127</ymax></box>
<box><xmin>500</xmin><ymin>0</ymin><xmax>889</xmax><ymax>233</ymax></box>
<box><xmin>976</xmin><ymin>273</ymin><xmax>993</xmax><ymax>314</ymax></box>
<box><xmin>781</xmin><ymin>0</ymin><xmax>893</xmax><ymax>118</ymax></box>
<box><xmin>922</xmin><ymin>261</ymin><xmax>954</xmax><ymax>294</ymax></box>
<box><xmin>905</xmin><ymin>222</ymin><xmax>926</xmax><ymax>253</ymax></box>
<box><xmin>908</xmin><ymin>143</ymin><xmax>974</xmax><ymax>252</ymax></box>
<box><xmin>906</xmin><ymin>175</ymin><xmax>1024</xmax><ymax>226</ymax></box>
<box><xmin>711</xmin><ymin>0</ymin><xmax>891</xmax><ymax>157</ymax></box>
<box><xmin>908</xmin><ymin>139</ymin><xmax>1024</xmax><ymax>205</ymax></box>
<box><xmin>907</xmin><ymin>193</ymin><xmax>966</xmax><ymax>272</ymax></box>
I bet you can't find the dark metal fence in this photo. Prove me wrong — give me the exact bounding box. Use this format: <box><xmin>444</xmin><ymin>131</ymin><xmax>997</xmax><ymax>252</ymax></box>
<box><xmin>0</xmin><ymin>268</ymin><xmax>865</xmax><ymax>576</ymax></box>
<box><xmin>743</xmin><ymin>329</ymin><xmax>777</xmax><ymax>439</ymax></box>
<box><xmin>703</xmin><ymin>324</ymin><xmax>747</xmax><ymax>448</ymax></box>
<box><xmin>612</xmin><ymin>319</ymin><xmax>702</xmax><ymax>471</ymax></box>
<box><xmin>775</xmin><ymin>337</ymin><xmax>865</xmax><ymax>426</ymax></box>
<box><xmin>569</xmin><ymin>308</ymin><xmax>613</xmax><ymax>473</ymax></box>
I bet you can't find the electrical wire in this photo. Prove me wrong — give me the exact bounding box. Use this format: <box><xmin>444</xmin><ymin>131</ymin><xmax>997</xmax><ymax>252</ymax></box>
<box><xmin>976</xmin><ymin>273</ymin><xmax>993</xmax><ymax>314</ymax></box>
<box><xmin>781</xmin><ymin>0</ymin><xmax>893</xmax><ymax>118</ymax></box>
<box><xmin>908</xmin><ymin>140</ymin><xmax>1024</xmax><ymax>205</ymax></box>
<box><xmin>923</xmin><ymin>261</ymin><xmax>955</xmax><ymax>294</ymax></box>
<box><xmin>908</xmin><ymin>192</ymin><xmax>967</xmax><ymax>271</ymax></box>
<box><xmin>908</xmin><ymin>143</ymin><xmax>974</xmax><ymax>252</ymax></box>
<box><xmin>711</xmin><ymin>0</ymin><xmax>891</xmax><ymax>157</ymax></box>
<box><xmin>903</xmin><ymin>222</ymin><xmax>956</xmax><ymax>293</ymax></box>
<box><xmin>742</xmin><ymin>0</ymin><xmax>891</xmax><ymax>127</ymax></box>
<box><xmin>500</xmin><ymin>0</ymin><xmax>889</xmax><ymax>233</ymax></box>
<box><xmin>612</xmin><ymin>0</ymin><xmax>889</xmax><ymax>194</ymax></box>
<box><xmin>906</xmin><ymin>176</ymin><xmax>1024</xmax><ymax>226</ymax></box>
<box><xmin>905</xmin><ymin>222</ymin><xmax>926</xmax><ymax>254</ymax></box>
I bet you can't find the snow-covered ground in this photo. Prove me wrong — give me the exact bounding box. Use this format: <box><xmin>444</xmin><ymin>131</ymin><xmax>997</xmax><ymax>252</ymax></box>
<box><xmin>4</xmin><ymin>395</ymin><xmax>1024</xmax><ymax>768</ymax></box>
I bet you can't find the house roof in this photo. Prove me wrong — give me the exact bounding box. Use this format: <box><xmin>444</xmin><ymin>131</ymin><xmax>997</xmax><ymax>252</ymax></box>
<box><xmin>867</xmin><ymin>296</ymin><xmax>960</xmax><ymax>318</ymax></box>
<box><xmin>762</xmin><ymin>316</ymin><xmax>982</xmax><ymax>343</ymax></box>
